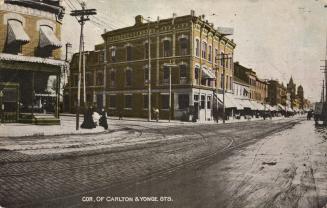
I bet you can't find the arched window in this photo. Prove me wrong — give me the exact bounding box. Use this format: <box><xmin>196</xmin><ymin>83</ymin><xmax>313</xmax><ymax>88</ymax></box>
<box><xmin>179</xmin><ymin>38</ymin><xmax>188</xmax><ymax>56</ymax></box>
<box><xmin>163</xmin><ymin>40</ymin><xmax>171</xmax><ymax>57</ymax></box>
<box><xmin>195</xmin><ymin>39</ymin><xmax>200</xmax><ymax>57</ymax></box>
<box><xmin>201</xmin><ymin>41</ymin><xmax>207</xmax><ymax>59</ymax></box>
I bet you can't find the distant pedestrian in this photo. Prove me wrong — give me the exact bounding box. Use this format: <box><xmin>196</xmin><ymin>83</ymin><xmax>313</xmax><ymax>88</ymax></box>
<box><xmin>153</xmin><ymin>108</ymin><xmax>159</xmax><ymax>122</ymax></box>
<box><xmin>81</xmin><ymin>107</ymin><xmax>96</xmax><ymax>129</ymax></box>
<box><xmin>99</xmin><ymin>109</ymin><xmax>108</xmax><ymax>130</ymax></box>
<box><xmin>118</xmin><ymin>110</ymin><xmax>123</xmax><ymax>120</ymax></box>
<box><xmin>307</xmin><ymin>111</ymin><xmax>312</xmax><ymax>120</ymax></box>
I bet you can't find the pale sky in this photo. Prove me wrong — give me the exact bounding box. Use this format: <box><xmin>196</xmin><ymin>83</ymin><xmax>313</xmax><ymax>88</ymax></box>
<box><xmin>62</xmin><ymin>0</ymin><xmax>327</xmax><ymax>102</ymax></box>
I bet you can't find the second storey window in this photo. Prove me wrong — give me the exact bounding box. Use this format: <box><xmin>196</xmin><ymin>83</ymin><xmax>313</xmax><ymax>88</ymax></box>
<box><xmin>180</xmin><ymin>38</ymin><xmax>188</xmax><ymax>56</ymax></box>
<box><xmin>201</xmin><ymin>41</ymin><xmax>207</xmax><ymax>59</ymax></box>
<box><xmin>179</xmin><ymin>64</ymin><xmax>187</xmax><ymax>78</ymax></box>
<box><xmin>111</xmin><ymin>47</ymin><xmax>116</xmax><ymax>62</ymax></box>
<box><xmin>126</xmin><ymin>46</ymin><xmax>132</xmax><ymax>61</ymax></box>
<box><xmin>96</xmin><ymin>71</ymin><xmax>103</xmax><ymax>86</ymax></box>
<box><xmin>144</xmin><ymin>67</ymin><xmax>149</xmax><ymax>83</ymax></box>
<box><xmin>220</xmin><ymin>52</ymin><xmax>224</xmax><ymax>67</ymax></box>
<box><xmin>208</xmin><ymin>45</ymin><xmax>212</xmax><ymax>62</ymax></box>
<box><xmin>144</xmin><ymin>42</ymin><xmax>149</xmax><ymax>59</ymax></box>
<box><xmin>110</xmin><ymin>70</ymin><xmax>115</xmax><ymax>87</ymax></box>
<box><xmin>163</xmin><ymin>66</ymin><xmax>169</xmax><ymax>80</ymax></box>
<box><xmin>215</xmin><ymin>48</ymin><xmax>218</xmax><ymax>64</ymax></box>
<box><xmin>195</xmin><ymin>39</ymin><xmax>200</xmax><ymax>57</ymax></box>
<box><xmin>6</xmin><ymin>19</ymin><xmax>30</xmax><ymax>54</ymax></box>
<box><xmin>163</xmin><ymin>40</ymin><xmax>171</xmax><ymax>57</ymax></box>
<box><xmin>125</xmin><ymin>69</ymin><xmax>132</xmax><ymax>86</ymax></box>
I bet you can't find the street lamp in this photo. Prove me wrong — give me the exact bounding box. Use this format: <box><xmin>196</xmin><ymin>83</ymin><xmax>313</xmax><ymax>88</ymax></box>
<box><xmin>164</xmin><ymin>63</ymin><xmax>177</xmax><ymax>122</ymax></box>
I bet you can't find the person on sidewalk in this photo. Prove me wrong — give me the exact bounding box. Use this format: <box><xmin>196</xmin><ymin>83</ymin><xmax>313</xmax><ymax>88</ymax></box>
<box><xmin>99</xmin><ymin>109</ymin><xmax>108</xmax><ymax>130</ymax></box>
<box><xmin>153</xmin><ymin>108</ymin><xmax>159</xmax><ymax>122</ymax></box>
<box><xmin>81</xmin><ymin>107</ymin><xmax>96</xmax><ymax>129</ymax></box>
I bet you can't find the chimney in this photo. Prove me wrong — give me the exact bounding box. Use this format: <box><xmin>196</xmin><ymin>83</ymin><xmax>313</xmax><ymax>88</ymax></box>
<box><xmin>190</xmin><ymin>10</ymin><xmax>195</xmax><ymax>17</ymax></box>
<box><xmin>135</xmin><ymin>15</ymin><xmax>144</xmax><ymax>26</ymax></box>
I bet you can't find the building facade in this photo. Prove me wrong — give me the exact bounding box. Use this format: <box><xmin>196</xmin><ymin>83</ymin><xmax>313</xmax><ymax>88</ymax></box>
<box><xmin>267</xmin><ymin>80</ymin><xmax>287</xmax><ymax>107</ymax></box>
<box><xmin>67</xmin><ymin>11</ymin><xmax>236</xmax><ymax>121</ymax></box>
<box><xmin>0</xmin><ymin>0</ymin><xmax>65</xmax><ymax>124</ymax></box>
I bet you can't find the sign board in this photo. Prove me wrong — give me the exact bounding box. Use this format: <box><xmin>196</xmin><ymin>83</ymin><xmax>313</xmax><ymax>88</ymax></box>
<box><xmin>217</xmin><ymin>27</ymin><xmax>234</xmax><ymax>35</ymax></box>
<box><xmin>163</xmin><ymin>64</ymin><xmax>177</xmax><ymax>67</ymax></box>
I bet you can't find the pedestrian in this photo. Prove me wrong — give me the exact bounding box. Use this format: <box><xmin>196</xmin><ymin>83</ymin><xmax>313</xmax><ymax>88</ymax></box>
<box><xmin>99</xmin><ymin>109</ymin><xmax>108</xmax><ymax>130</ymax></box>
<box><xmin>153</xmin><ymin>107</ymin><xmax>159</xmax><ymax>122</ymax></box>
<box><xmin>81</xmin><ymin>107</ymin><xmax>96</xmax><ymax>129</ymax></box>
<box><xmin>118</xmin><ymin>110</ymin><xmax>123</xmax><ymax>120</ymax></box>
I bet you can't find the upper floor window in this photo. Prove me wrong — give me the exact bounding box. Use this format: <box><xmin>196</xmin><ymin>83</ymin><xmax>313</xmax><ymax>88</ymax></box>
<box><xmin>6</xmin><ymin>19</ymin><xmax>30</xmax><ymax>54</ymax></box>
<box><xmin>126</xmin><ymin>46</ymin><xmax>132</xmax><ymax>61</ymax></box>
<box><xmin>220</xmin><ymin>52</ymin><xmax>224</xmax><ymax>67</ymax></box>
<box><xmin>208</xmin><ymin>45</ymin><xmax>212</xmax><ymax>62</ymax></box>
<box><xmin>96</xmin><ymin>71</ymin><xmax>103</xmax><ymax>86</ymax></box>
<box><xmin>180</xmin><ymin>38</ymin><xmax>188</xmax><ymax>56</ymax></box>
<box><xmin>201</xmin><ymin>41</ymin><xmax>207</xmax><ymax>59</ymax></box>
<box><xmin>215</xmin><ymin>48</ymin><xmax>218</xmax><ymax>64</ymax></box>
<box><xmin>163</xmin><ymin>40</ymin><xmax>171</xmax><ymax>57</ymax></box>
<box><xmin>110</xmin><ymin>70</ymin><xmax>116</xmax><ymax>87</ymax></box>
<box><xmin>195</xmin><ymin>39</ymin><xmax>200</xmax><ymax>57</ymax></box>
<box><xmin>195</xmin><ymin>67</ymin><xmax>199</xmax><ymax>80</ymax></box>
<box><xmin>163</xmin><ymin>66</ymin><xmax>169</xmax><ymax>80</ymax></box>
<box><xmin>39</xmin><ymin>25</ymin><xmax>61</xmax><ymax>57</ymax></box>
<box><xmin>179</xmin><ymin>64</ymin><xmax>187</xmax><ymax>78</ymax></box>
<box><xmin>99</xmin><ymin>51</ymin><xmax>104</xmax><ymax>63</ymax></box>
<box><xmin>111</xmin><ymin>47</ymin><xmax>116</xmax><ymax>62</ymax></box>
<box><xmin>144</xmin><ymin>42</ymin><xmax>149</xmax><ymax>59</ymax></box>
<box><xmin>125</xmin><ymin>69</ymin><xmax>132</xmax><ymax>86</ymax></box>
<box><xmin>144</xmin><ymin>67</ymin><xmax>149</xmax><ymax>83</ymax></box>
<box><xmin>220</xmin><ymin>73</ymin><xmax>224</xmax><ymax>88</ymax></box>
<box><xmin>85</xmin><ymin>73</ymin><xmax>93</xmax><ymax>86</ymax></box>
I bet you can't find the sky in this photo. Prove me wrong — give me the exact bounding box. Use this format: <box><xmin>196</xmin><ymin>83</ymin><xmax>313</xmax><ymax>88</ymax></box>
<box><xmin>61</xmin><ymin>0</ymin><xmax>327</xmax><ymax>102</ymax></box>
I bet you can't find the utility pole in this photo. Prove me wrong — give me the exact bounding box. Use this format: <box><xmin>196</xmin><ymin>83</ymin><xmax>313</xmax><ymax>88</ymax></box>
<box><xmin>164</xmin><ymin>63</ymin><xmax>177</xmax><ymax>122</ymax></box>
<box><xmin>70</xmin><ymin>2</ymin><xmax>97</xmax><ymax>130</ymax></box>
<box><xmin>322</xmin><ymin>80</ymin><xmax>325</xmax><ymax>103</ymax></box>
<box><xmin>146</xmin><ymin>17</ymin><xmax>152</xmax><ymax>122</ymax></box>
<box><xmin>103</xmin><ymin>48</ymin><xmax>107</xmax><ymax>109</ymax></box>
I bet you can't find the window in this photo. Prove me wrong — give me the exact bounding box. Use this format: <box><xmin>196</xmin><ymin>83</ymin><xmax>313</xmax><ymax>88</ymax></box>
<box><xmin>143</xmin><ymin>94</ymin><xmax>148</xmax><ymax>109</ymax></box>
<box><xmin>111</xmin><ymin>48</ymin><xmax>116</xmax><ymax>62</ymax></box>
<box><xmin>226</xmin><ymin>75</ymin><xmax>229</xmax><ymax>90</ymax></box>
<box><xmin>73</xmin><ymin>74</ymin><xmax>78</xmax><ymax>86</ymax></box>
<box><xmin>161</xmin><ymin>94</ymin><xmax>169</xmax><ymax>109</ymax></box>
<box><xmin>144</xmin><ymin>67</ymin><xmax>149</xmax><ymax>83</ymax></box>
<box><xmin>230</xmin><ymin>77</ymin><xmax>232</xmax><ymax>90</ymax></box>
<box><xmin>180</xmin><ymin>38</ymin><xmax>188</xmax><ymax>56</ymax></box>
<box><xmin>208</xmin><ymin>45</ymin><xmax>212</xmax><ymax>62</ymax></box>
<box><xmin>180</xmin><ymin>64</ymin><xmax>187</xmax><ymax>78</ymax></box>
<box><xmin>163</xmin><ymin>40</ymin><xmax>171</xmax><ymax>57</ymax></box>
<box><xmin>200</xmin><ymin>95</ymin><xmax>205</xmax><ymax>109</ymax></box>
<box><xmin>144</xmin><ymin>42</ymin><xmax>149</xmax><ymax>59</ymax></box>
<box><xmin>195</xmin><ymin>67</ymin><xmax>199</xmax><ymax>80</ymax></box>
<box><xmin>126</xmin><ymin>46</ymin><xmax>132</xmax><ymax>61</ymax></box>
<box><xmin>110</xmin><ymin>70</ymin><xmax>115</xmax><ymax>87</ymax></box>
<box><xmin>124</xmin><ymin>95</ymin><xmax>132</xmax><ymax>109</ymax></box>
<box><xmin>109</xmin><ymin>95</ymin><xmax>116</xmax><ymax>108</ymax></box>
<box><xmin>220</xmin><ymin>52</ymin><xmax>224</xmax><ymax>66</ymax></box>
<box><xmin>207</xmin><ymin>96</ymin><xmax>211</xmax><ymax>109</ymax></box>
<box><xmin>99</xmin><ymin>52</ymin><xmax>104</xmax><ymax>63</ymax></box>
<box><xmin>195</xmin><ymin>39</ymin><xmax>200</xmax><ymax>57</ymax></box>
<box><xmin>125</xmin><ymin>69</ymin><xmax>132</xmax><ymax>86</ymax></box>
<box><xmin>221</xmin><ymin>73</ymin><xmax>224</xmax><ymax>89</ymax></box>
<box><xmin>163</xmin><ymin>66</ymin><xmax>169</xmax><ymax>80</ymax></box>
<box><xmin>215</xmin><ymin>48</ymin><xmax>218</xmax><ymax>64</ymax></box>
<box><xmin>178</xmin><ymin>94</ymin><xmax>189</xmax><ymax>110</ymax></box>
<box><xmin>194</xmin><ymin>94</ymin><xmax>199</xmax><ymax>102</ymax></box>
<box><xmin>86</xmin><ymin>73</ymin><xmax>92</xmax><ymax>86</ymax></box>
<box><xmin>202</xmin><ymin>41</ymin><xmax>207</xmax><ymax>59</ymax></box>
<box><xmin>96</xmin><ymin>71</ymin><xmax>103</xmax><ymax>85</ymax></box>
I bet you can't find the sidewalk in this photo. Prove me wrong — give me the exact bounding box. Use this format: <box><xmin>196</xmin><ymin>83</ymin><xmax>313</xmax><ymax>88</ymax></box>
<box><xmin>0</xmin><ymin>114</ymin><xmax>304</xmax><ymax>138</ymax></box>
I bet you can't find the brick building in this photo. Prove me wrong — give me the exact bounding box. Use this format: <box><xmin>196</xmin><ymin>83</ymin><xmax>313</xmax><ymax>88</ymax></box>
<box><xmin>66</xmin><ymin>11</ymin><xmax>236</xmax><ymax>121</ymax></box>
<box><xmin>267</xmin><ymin>80</ymin><xmax>287</xmax><ymax>107</ymax></box>
<box><xmin>0</xmin><ymin>0</ymin><xmax>65</xmax><ymax>124</ymax></box>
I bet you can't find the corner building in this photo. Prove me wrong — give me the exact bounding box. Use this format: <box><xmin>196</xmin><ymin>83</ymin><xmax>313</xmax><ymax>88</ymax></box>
<box><xmin>0</xmin><ymin>0</ymin><xmax>65</xmax><ymax>124</ymax></box>
<box><xmin>70</xmin><ymin>11</ymin><xmax>236</xmax><ymax>121</ymax></box>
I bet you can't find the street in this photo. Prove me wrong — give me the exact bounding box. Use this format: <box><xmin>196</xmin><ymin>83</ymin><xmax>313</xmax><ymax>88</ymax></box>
<box><xmin>1</xmin><ymin>117</ymin><xmax>326</xmax><ymax>208</ymax></box>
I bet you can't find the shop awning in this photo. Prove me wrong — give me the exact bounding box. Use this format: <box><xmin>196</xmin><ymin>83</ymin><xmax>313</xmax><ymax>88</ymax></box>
<box><xmin>240</xmin><ymin>99</ymin><xmax>254</xmax><ymax>109</ymax></box>
<box><xmin>40</xmin><ymin>26</ymin><xmax>62</xmax><ymax>48</ymax></box>
<box><xmin>217</xmin><ymin>93</ymin><xmax>242</xmax><ymax>110</ymax></box>
<box><xmin>277</xmin><ymin>104</ymin><xmax>285</xmax><ymax>111</ymax></box>
<box><xmin>202</xmin><ymin>68</ymin><xmax>216</xmax><ymax>79</ymax></box>
<box><xmin>7</xmin><ymin>20</ymin><xmax>30</xmax><ymax>44</ymax></box>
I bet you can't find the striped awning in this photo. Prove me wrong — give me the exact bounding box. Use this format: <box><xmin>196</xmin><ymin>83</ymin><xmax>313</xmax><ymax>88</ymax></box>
<box><xmin>7</xmin><ymin>20</ymin><xmax>30</xmax><ymax>44</ymax></box>
<box><xmin>39</xmin><ymin>26</ymin><xmax>62</xmax><ymax>49</ymax></box>
<box><xmin>202</xmin><ymin>68</ymin><xmax>216</xmax><ymax>79</ymax></box>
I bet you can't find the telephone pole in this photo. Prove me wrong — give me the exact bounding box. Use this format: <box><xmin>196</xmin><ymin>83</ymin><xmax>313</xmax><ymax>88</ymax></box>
<box><xmin>70</xmin><ymin>2</ymin><xmax>96</xmax><ymax>130</ymax></box>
